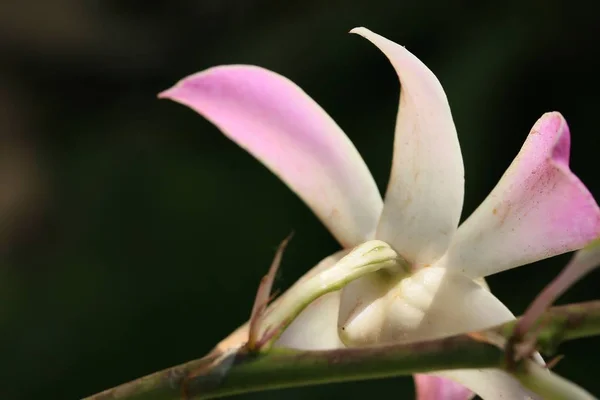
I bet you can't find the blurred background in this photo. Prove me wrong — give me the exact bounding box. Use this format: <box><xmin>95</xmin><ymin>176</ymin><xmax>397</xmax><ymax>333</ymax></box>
<box><xmin>1</xmin><ymin>0</ymin><xmax>599</xmax><ymax>399</ymax></box>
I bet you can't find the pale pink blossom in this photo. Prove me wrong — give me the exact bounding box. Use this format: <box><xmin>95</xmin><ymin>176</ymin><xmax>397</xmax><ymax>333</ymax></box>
<box><xmin>159</xmin><ymin>27</ymin><xmax>600</xmax><ymax>400</ymax></box>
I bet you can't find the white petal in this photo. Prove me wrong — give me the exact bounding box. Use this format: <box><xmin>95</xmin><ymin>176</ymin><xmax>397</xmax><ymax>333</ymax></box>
<box><xmin>274</xmin><ymin>251</ymin><xmax>347</xmax><ymax>350</ymax></box>
<box><xmin>339</xmin><ymin>267</ymin><xmax>535</xmax><ymax>399</ymax></box>
<box><xmin>160</xmin><ymin>65</ymin><xmax>382</xmax><ymax>247</ymax></box>
<box><xmin>385</xmin><ymin>268</ymin><xmax>537</xmax><ymax>399</ymax></box>
<box><xmin>382</xmin><ymin>267</ymin><xmax>515</xmax><ymax>342</ymax></box>
<box><xmin>351</xmin><ymin>27</ymin><xmax>464</xmax><ymax>266</ymax></box>
<box><xmin>275</xmin><ymin>291</ymin><xmax>344</xmax><ymax>350</ymax></box>
<box><xmin>338</xmin><ymin>272</ymin><xmax>393</xmax><ymax>346</ymax></box>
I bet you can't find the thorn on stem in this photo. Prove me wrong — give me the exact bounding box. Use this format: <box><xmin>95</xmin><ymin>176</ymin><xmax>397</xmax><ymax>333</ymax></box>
<box><xmin>507</xmin><ymin>243</ymin><xmax>600</xmax><ymax>368</ymax></box>
<box><xmin>247</xmin><ymin>232</ymin><xmax>294</xmax><ymax>350</ymax></box>
<box><xmin>255</xmin><ymin>319</ymin><xmax>289</xmax><ymax>349</ymax></box>
<box><xmin>507</xmin><ymin>313</ymin><xmax>551</xmax><ymax>370</ymax></box>
<box><xmin>545</xmin><ymin>354</ymin><xmax>564</xmax><ymax>370</ymax></box>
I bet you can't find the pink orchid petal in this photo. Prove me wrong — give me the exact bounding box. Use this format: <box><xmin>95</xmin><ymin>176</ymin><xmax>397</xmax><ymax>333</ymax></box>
<box><xmin>351</xmin><ymin>27</ymin><xmax>464</xmax><ymax>267</ymax></box>
<box><xmin>435</xmin><ymin>370</ymin><xmax>538</xmax><ymax>400</ymax></box>
<box><xmin>414</xmin><ymin>375</ymin><xmax>473</xmax><ymax>400</ymax></box>
<box><xmin>444</xmin><ymin>112</ymin><xmax>600</xmax><ymax>278</ymax></box>
<box><xmin>159</xmin><ymin>66</ymin><xmax>382</xmax><ymax>247</ymax></box>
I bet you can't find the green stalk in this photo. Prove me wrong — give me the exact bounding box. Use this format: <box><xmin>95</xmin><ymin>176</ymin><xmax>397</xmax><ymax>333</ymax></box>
<box><xmin>495</xmin><ymin>301</ymin><xmax>600</xmax><ymax>354</ymax></box>
<box><xmin>84</xmin><ymin>301</ymin><xmax>600</xmax><ymax>400</ymax></box>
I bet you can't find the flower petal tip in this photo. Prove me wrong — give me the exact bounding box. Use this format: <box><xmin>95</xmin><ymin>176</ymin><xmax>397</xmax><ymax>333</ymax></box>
<box><xmin>414</xmin><ymin>374</ymin><xmax>473</xmax><ymax>400</ymax></box>
<box><xmin>156</xmin><ymin>64</ymin><xmax>383</xmax><ymax>248</ymax></box>
<box><xmin>157</xmin><ymin>76</ymin><xmax>194</xmax><ymax>102</ymax></box>
<box><xmin>538</xmin><ymin>112</ymin><xmax>600</xmax><ymax>242</ymax></box>
<box><xmin>157</xmin><ymin>87</ymin><xmax>175</xmax><ymax>100</ymax></box>
<box><xmin>349</xmin><ymin>27</ymin><xmax>368</xmax><ymax>35</ymax></box>
<box><xmin>354</xmin><ymin>26</ymin><xmax>463</xmax><ymax>266</ymax></box>
<box><xmin>157</xmin><ymin>87</ymin><xmax>174</xmax><ymax>99</ymax></box>
<box><xmin>446</xmin><ymin>111</ymin><xmax>600</xmax><ymax>277</ymax></box>
<box><xmin>531</xmin><ymin>111</ymin><xmax>570</xmax><ymax>165</ymax></box>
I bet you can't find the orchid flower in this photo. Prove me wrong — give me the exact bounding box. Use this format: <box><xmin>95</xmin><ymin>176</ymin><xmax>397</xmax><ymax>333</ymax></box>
<box><xmin>159</xmin><ymin>27</ymin><xmax>600</xmax><ymax>400</ymax></box>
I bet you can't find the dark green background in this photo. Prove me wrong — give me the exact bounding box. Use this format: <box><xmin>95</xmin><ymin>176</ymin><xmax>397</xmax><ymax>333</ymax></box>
<box><xmin>1</xmin><ymin>1</ymin><xmax>599</xmax><ymax>399</ymax></box>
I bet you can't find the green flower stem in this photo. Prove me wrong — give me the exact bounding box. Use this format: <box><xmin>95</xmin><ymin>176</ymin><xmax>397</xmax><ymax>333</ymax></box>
<box><xmin>84</xmin><ymin>301</ymin><xmax>600</xmax><ymax>400</ymax></box>
<box><xmin>495</xmin><ymin>301</ymin><xmax>600</xmax><ymax>354</ymax></box>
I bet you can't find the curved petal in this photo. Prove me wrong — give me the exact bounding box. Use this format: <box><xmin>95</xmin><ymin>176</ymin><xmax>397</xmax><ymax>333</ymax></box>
<box><xmin>337</xmin><ymin>268</ymin><xmax>513</xmax><ymax>345</ymax></box>
<box><xmin>383</xmin><ymin>267</ymin><xmax>517</xmax><ymax>342</ymax></box>
<box><xmin>444</xmin><ymin>112</ymin><xmax>600</xmax><ymax>278</ymax></box>
<box><xmin>351</xmin><ymin>27</ymin><xmax>464</xmax><ymax>267</ymax></box>
<box><xmin>275</xmin><ymin>251</ymin><xmax>347</xmax><ymax>349</ymax></box>
<box><xmin>338</xmin><ymin>272</ymin><xmax>393</xmax><ymax>346</ymax></box>
<box><xmin>160</xmin><ymin>66</ymin><xmax>382</xmax><ymax>247</ymax></box>
<box><xmin>414</xmin><ymin>374</ymin><xmax>474</xmax><ymax>400</ymax></box>
<box><xmin>275</xmin><ymin>291</ymin><xmax>344</xmax><ymax>349</ymax></box>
